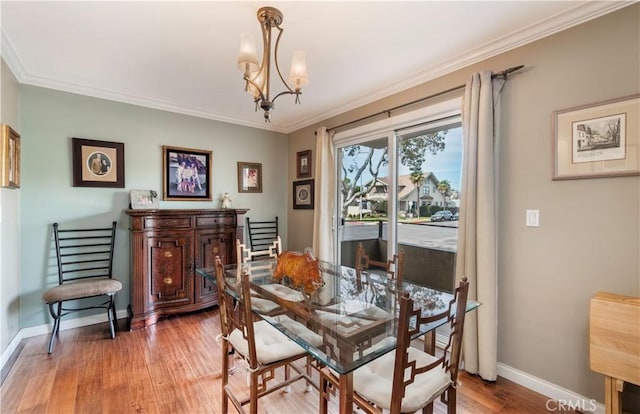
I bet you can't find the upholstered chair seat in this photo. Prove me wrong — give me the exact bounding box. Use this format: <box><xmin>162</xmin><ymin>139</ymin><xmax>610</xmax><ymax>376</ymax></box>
<box><xmin>228</xmin><ymin>320</ymin><xmax>306</xmax><ymax>364</ymax></box>
<box><xmin>42</xmin><ymin>278</ymin><xmax>122</xmax><ymax>303</ymax></box>
<box><xmin>353</xmin><ymin>344</ymin><xmax>452</xmax><ymax>412</ymax></box>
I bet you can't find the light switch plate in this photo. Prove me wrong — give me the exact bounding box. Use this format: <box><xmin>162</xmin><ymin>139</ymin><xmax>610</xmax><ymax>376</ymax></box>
<box><xmin>526</xmin><ymin>209</ymin><xmax>540</xmax><ymax>227</ymax></box>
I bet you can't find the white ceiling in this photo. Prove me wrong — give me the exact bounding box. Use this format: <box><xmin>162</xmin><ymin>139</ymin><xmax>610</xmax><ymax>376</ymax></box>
<box><xmin>0</xmin><ymin>1</ymin><xmax>631</xmax><ymax>133</ymax></box>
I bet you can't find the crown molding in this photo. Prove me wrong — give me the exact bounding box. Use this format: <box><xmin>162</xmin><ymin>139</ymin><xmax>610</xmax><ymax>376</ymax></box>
<box><xmin>1</xmin><ymin>28</ymin><xmax>27</xmax><ymax>81</ymax></box>
<box><xmin>285</xmin><ymin>1</ymin><xmax>634</xmax><ymax>133</ymax></box>
<box><xmin>2</xmin><ymin>2</ymin><xmax>633</xmax><ymax>135</ymax></box>
<box><xmin>14</xmin><ymin>71</ymin><xmax>288</xmax><ymax>133</ymax></box>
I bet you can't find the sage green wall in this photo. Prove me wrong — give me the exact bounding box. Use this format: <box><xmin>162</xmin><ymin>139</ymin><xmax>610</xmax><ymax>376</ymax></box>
<box><xmin>288</xmin><ymin>5</ymin><xmax>639</xmax><ymax>403</ymax></box>
<box><xmin>19</xmin><ymin>86</ymin><xmax>288</xmax><ymax>328</ymax></box>
<box><xmin>0</xmin><ymin>58</ymin><xmax>21</xmax><ymax>353</ymax></box>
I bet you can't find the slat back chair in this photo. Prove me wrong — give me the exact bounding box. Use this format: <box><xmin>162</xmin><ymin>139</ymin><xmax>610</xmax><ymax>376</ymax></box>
<box><xmin>320</xmin><ymin>277</ymin><xmax>470</xmax><ymax>414</ymax></box>
<box><xmin>213</xmin><ymin>256</ymin><xmax>316</xmax><ymax>414</ymax></box>
<box><xmin>355</xmin><ymin>242</ymin><xmax>405</xmax><ymax>285</ymax></box>
<box><xmin>246</xmin><ymin>216</ymin><xmax>278</xmax><ymax>260</ymax></box>
<box><xmin>42</xmin><ymin>222</ymin><xmax>122</xmax><ymax>353</ymax></box>
<box><xmin>236</xmin><ymin>236</ymin><xmax>282</xmax><ymax>264</ymax></box>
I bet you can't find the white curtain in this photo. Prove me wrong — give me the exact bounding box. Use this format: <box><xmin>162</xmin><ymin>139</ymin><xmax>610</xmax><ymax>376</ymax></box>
<box><xmin>312</xmin><ymin>127</ymin><xmax>336</xmax><ymax>262</ymax></box>
<box><xmin>455</xmin><ymin>71</ymin><xmax>505</xmax><ymax>381</ymax></box>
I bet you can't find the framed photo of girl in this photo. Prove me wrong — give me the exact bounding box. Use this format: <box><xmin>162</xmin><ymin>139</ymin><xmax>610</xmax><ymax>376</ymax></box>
<box><xmin>162</xmin><ymin>145</ymin><xmax>212</xmax><ymax>201</ymax></box>
<box><xmin>237</xmin><ymin>162</ymin><xmax>262</xmax><ymax>193</ymax></box>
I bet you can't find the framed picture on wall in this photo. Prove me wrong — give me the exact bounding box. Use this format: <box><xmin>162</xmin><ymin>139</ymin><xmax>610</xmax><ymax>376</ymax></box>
<box><xmin>293</xmin><ymin>179</ymin><xmax>314</xmax><ymax>209</ymax></box>
<box><xmin>552</xmin><ymin>94</ymin><xmax>639</xmax><ymax>180</ymax></box>
<box><xmin>162</xmin><ymin>145</ymin><xmax>212</xmax><ymax>201</ymax></box>
<box><xmin>1</xmin><ymin>124</ymin><xmax>20</xmax><ymax>189</ymax></box>
<box><xmin>237</xmin><ymin>162</ymin><xmax>262</xmax><ymax>193</ymax></box>
<box><xmin>296</xmin><ymin>149</ymin><xmax>312</xmax><ymax>178</ymax></box>
<box><xmin>72</xmin><ymin>138</ymin><xmax>125</xmax><ymax>188</ymax></box>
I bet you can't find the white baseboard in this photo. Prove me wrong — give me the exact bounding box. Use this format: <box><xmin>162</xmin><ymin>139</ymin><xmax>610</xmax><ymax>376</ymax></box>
<box><xmin>0</xmin><ymin>308</ymin><xmax>128</xmax><ymax>372</ymax></box>
<box><xmin>497</xmin><ymin>363</ymin><xmax>604</xmax><ymax>414</ymax></box>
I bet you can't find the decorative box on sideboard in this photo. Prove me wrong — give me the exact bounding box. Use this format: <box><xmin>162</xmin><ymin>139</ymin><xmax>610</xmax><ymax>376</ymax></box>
<box><xmin>126</xmin><ymin>208</ymin><xmax>248</xmax><ymax>330</ymax></box>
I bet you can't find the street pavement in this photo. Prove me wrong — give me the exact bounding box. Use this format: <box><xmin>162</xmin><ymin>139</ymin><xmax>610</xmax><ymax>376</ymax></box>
<box><xmin>342</xmin><ymin>221</ymin><xmax>458</xmax><ymax>252</ymax></box>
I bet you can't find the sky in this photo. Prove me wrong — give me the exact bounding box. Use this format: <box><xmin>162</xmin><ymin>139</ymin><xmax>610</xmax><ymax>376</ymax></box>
<box><xmin>342</xmin><ymin>126</ymin><xmax>463</xmax><ymax>191</ymax></box>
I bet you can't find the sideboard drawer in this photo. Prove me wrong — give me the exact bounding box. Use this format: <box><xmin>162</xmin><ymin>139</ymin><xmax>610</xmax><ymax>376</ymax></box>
<box><xmin>143</xmin><ymin>217</ymin><xmax>192</xmax><ymax>229</ymax></box>
<box><xmin>196</xmin><ymin>216</ymin><xmax>235</xmax><ymax>228</ymax></box>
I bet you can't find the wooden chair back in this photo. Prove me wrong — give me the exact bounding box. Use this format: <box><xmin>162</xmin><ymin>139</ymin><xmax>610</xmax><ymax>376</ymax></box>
<box><xmin>214</xmin><ymin>256</ymin><xmax>258</xmax><ymax>365</ymax></box>
<box><xmin>237</xmin><ymin>236</ymin><xmax>282</xmax><ymax>264</ymax></box>
<box><xmin>355</xmin><ymin>242</ymin><xmax>405</xmax><ymax>285</ymax></box>
<box><xmin>389</xmin><ymin>276</ymin><xmax>469</xmax><ymax>413</ymax></box>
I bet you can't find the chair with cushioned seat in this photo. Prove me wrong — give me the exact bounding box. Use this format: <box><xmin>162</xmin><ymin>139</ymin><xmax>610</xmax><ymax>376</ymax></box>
<box><xmin>42</xmin><ymin>222</ymin><xmax>122</xmax><ymax>354</ymax></box>
<box><xmin>319</xmin><ymin>276</ymin><xmax>470</xmax><ymax>414</ymax></box>
<box><xmin>214</xmin><ymin>256</ymin><xmax>320</xmax><ymax>414</ymax></box>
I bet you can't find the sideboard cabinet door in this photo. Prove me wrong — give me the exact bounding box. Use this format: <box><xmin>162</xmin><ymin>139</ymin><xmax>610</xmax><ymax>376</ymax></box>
<box><xmin>194</xmin><ymin>229</ymin><xmax>234</xmax><ymax>303</ymax></box>
<box><xmin>146</xmin><ymin>230</ymin><xmax>192</xmax><ymax>308</ymax></box>
<box><xmin>127</xmin><ymin>209</ymin><xmax>247</xmax><ymax>330</ymax></box>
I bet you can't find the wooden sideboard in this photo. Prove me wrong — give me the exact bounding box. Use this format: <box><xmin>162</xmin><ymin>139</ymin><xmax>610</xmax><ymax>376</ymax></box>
<box><xmin>126</xmin><ymin>209</ymin><xmax>248</xmax><ymax>330</ymax></box>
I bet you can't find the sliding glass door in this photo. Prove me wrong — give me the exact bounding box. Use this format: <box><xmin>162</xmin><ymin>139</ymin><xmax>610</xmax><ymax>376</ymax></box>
<box><xmin>333</xmin><ymin>99</ymin><xmax>462</xmax><ymax>291</ymax></box>
<box><xmin>336</xmin><ymin>134</ymin><xmax>394</xmax><ymax>269</ymax></box>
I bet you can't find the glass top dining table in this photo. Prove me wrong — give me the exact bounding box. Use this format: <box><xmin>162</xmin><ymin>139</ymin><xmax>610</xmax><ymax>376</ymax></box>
<box><xmin>196</xmin><ymin>259</ymin><xmax>480</xmax><ymax>413</ymax></box>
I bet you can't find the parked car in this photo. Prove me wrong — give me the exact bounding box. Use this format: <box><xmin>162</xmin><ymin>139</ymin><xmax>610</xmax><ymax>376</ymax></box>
<box><xmin>453</xmin><ymin>212</ymin><xmax>459</xmax><ymax>221</ymax></box>
<box><xmin>431</xmin><ymin>210</ymin><xmax>454</xmax><ymax>222</ymax></box>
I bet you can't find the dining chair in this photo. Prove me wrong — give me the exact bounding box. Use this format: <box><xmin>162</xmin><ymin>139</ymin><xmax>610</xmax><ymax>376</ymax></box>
<box><xmin>213</xmin><ymin>256</ymin><xmax>319</xmax><ymax>414</ymax></box>
<box><xmin>246</xmin><ymin>216</ymin><xmax>279</xmax><ymax>260</ymax></box>
<box><xmin>319</xmin><ymin>276</ymin><xmax>470</xmax><ymax>414</ymax></box>
<box><xmin>236</xmin><ymin>237</ymin><xmax>282</xmax><ymax>315</ymax></box>
<box><xmin>42</xmin><ymin>222</ymin><xmax>123</xmax><ymax>354</ymax></box>
<box><xmin>355</xmin><ymin>242</ymin><xmax>405</xmax><ymax>285</ymax></box>
<box><xmin>236</xmin><ymin>236</ymin><xmax>282</xmax><ymax>264</ymax></box>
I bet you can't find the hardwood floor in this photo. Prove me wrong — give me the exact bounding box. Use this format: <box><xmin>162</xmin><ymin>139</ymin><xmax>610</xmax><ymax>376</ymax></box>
<box><xmin>1</xmin><ymin>309</ymin><xmax>562</xmax><ymax>413</ymax></box>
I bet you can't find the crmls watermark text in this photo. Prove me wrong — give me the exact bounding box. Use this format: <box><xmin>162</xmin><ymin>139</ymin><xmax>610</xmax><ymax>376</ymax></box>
<box><xmin>546</xmin><ymin>399</ymin><xmax>598</xmax><ymax>412</ymax></box>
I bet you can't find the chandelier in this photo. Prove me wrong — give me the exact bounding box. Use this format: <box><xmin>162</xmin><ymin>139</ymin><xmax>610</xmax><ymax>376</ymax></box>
<box><xmin>237</xmin><ymin>7</ymin><xmax>309</xmax><ymax>122</ymax></box>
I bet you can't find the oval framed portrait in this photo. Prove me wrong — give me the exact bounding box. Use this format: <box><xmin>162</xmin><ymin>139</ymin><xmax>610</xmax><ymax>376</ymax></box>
<box><xmin>293</xmin><ymin>179</ymin><xmax>314</xmax><ymax>210</ymax></box>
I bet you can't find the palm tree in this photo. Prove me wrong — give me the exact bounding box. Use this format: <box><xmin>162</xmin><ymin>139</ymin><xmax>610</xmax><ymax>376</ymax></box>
<box><xmin>409</xmin><ymin>171</ymin><xmax>425</xmax><ymax>219</ymax></box>
<box><xmin>437</xmin><ymin>179</ymin><xmax>451</xmax><ymax>211</ymax></box>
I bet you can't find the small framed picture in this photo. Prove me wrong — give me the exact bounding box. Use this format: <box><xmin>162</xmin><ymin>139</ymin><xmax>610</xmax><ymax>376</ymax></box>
<box><xmin>296</xmin><ymin>149</ymin><xmax>312</xmax><ymax>178</ymax></box>
<box><xmin>130</xmin><ymin>189</ymin><xmax>159</xmax><ymax>209</ymax></box>
<box><xmin>72</xmin><ymin>138</ymin><xmax>125</xmax><ymax>188</ymax></box>
<box><xmin>162</xmin><ymin>145</ymin><xmax>212</xmax><ymax>200</ymax></box>
<box><xmin>552</xmin><ymin>94</ymin><xmax>639</xmax><ymax>180</ymax></box>
<box><xmin>238</xmin><ymin>162</ymin><xmax>262</xmax><ymax>193</ymax></box>
<box><xmin>293</xmin><ymin>179</ymin><xmax>314</xmax><ymax>209</ymax></box>
<box><xmin>1</xmin><ymin>124</ymin><xmax>20</xmax><ymax>189</ymax></box>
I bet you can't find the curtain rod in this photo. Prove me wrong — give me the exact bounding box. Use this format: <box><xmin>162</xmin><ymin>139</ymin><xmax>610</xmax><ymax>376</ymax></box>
<box><xmin>315</xmin><ymin>64</ymin><xmax>524</xmax><ymax>135</ymax></box>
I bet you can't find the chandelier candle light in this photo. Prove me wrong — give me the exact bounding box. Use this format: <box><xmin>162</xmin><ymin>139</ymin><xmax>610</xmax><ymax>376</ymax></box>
<box><xmin>238</xmin><ymin>6</ymin><xmax>308</xmax><ymax>122</ymax></box>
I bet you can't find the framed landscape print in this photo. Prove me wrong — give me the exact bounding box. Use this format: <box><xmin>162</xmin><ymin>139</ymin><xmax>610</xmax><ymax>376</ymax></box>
<box><xmin>296</xmin><ymin>149</ymin><xmax>312</xmax><ymax>178</ymax></box>
<box><xmin>162</xmin><ymin>145</ymin><xmax>212</xmax><ymax>201</ymax></box>
<box><xmin>1</xmin><ymin>124</ymin><xmax>20</xmax><ymax>189</ymax></box>
<box><xmin>293</xmin><ymin>179</ymin><xmax>314</xmax><ymax>209</ymax></box>
<box><xmin>237</xmin><ymin>162</ymin><xmax>262</xmax><ymax>193</ymax></box>
<box><xmin>552</xmin><ymin>94</ymin><xmax>639</xmax><ymax>180</ymax></box>
<box><xmin>72</xmin><ymin>138</ymin><xmax>124</xmax><ymax>188</ymax></box>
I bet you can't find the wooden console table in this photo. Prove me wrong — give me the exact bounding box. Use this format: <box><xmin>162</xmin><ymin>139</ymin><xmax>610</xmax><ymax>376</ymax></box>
<box><xmin>590</xmin><ymin>291</ymin><xmax>640</xmax><ymax>414</ymax></box>
<box><xmin>126</xmin><ymin>208</ymin><xmax>248</xmax><ymax>330</ymax></box>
